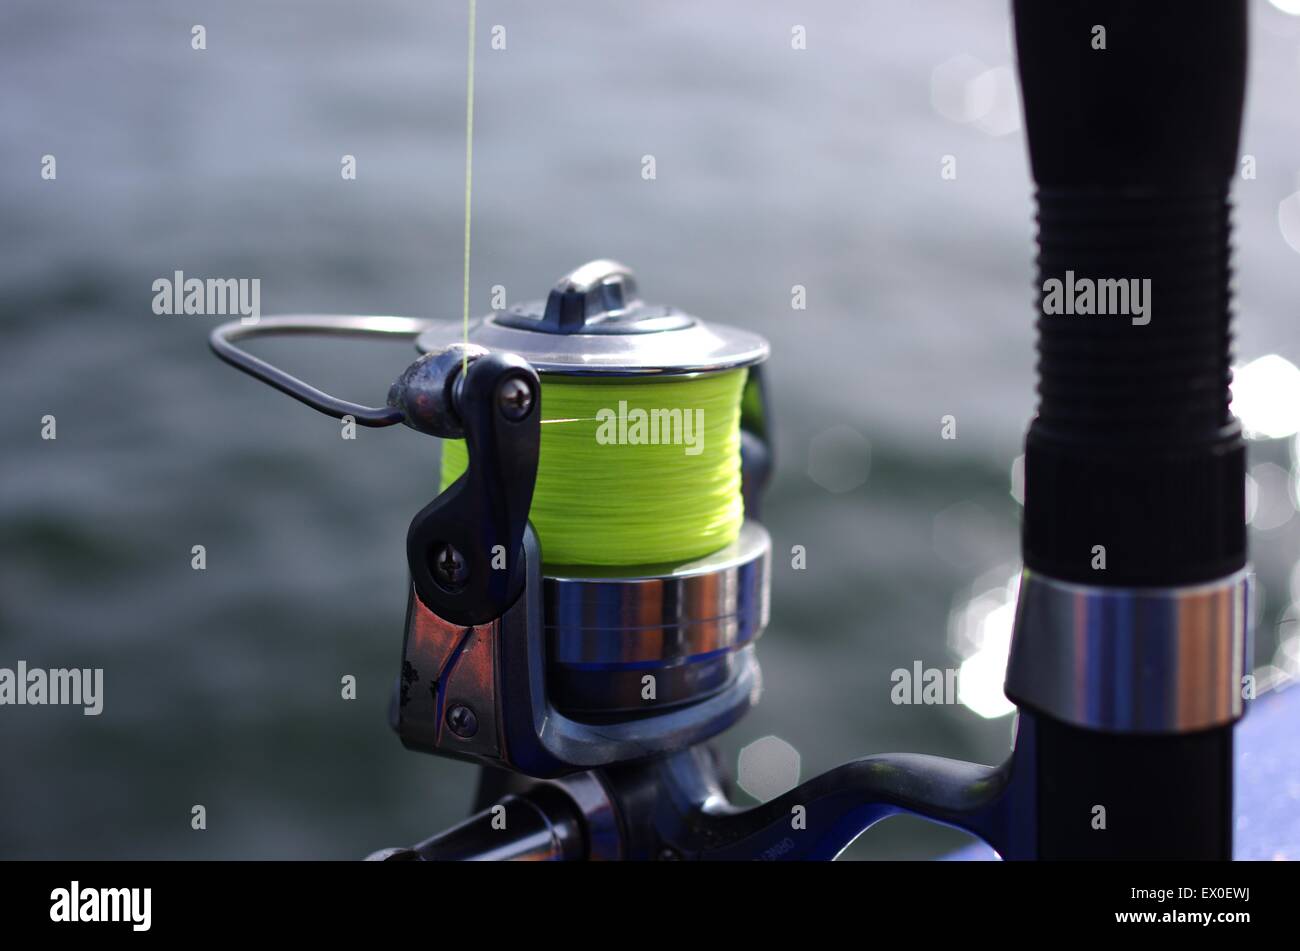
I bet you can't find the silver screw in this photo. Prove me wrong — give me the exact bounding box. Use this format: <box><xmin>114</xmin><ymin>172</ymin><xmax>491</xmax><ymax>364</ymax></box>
<box><xmin>497</xmin><ymin>377</ymin><xmax>534</xmax><ymax>420</ymax></box>
<box><xmin>446</xmin><ymin>704</ymin><xmax>478</xmax><ymax>738</ymax></box>
<box><xmin>434</xmin><ymin>544</ymin><xmax>468</xmax><ymax>587</ymax></box>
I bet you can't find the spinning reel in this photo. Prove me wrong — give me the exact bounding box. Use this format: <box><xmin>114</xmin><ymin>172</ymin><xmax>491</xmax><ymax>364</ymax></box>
<box><xmin>385</xmin><ymin>260</ymin><xmax>774</xmax><ymax>778</ymax></box>
<box><xmin>213</xmin><ymin>261</ymin><xmax>787</xmax><ymax>858</ymax></box>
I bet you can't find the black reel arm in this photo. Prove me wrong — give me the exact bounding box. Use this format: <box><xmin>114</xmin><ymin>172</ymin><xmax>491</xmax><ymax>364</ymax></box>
<box><xmin>400</xmin><ymin>351</ymin><xmax>540</xmax><ymax>627</ymax></box>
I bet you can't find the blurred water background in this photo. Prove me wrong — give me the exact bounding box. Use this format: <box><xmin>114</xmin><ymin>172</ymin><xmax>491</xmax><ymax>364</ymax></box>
<box><xmin>2</xmin><ymin>0</ymin><xmax>1299</xmax><ymax>859</ymax></box>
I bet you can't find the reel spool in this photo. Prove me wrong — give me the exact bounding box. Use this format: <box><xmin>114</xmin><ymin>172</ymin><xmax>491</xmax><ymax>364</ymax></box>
<box><xmin>211</xmin><ymin>260</ymin><xmax>774</xmax><ymax>778</ymax></box>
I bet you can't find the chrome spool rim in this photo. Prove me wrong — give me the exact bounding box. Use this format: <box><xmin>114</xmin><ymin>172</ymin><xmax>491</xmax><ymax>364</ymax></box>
<box><xmin>542</xmin><ymin>521</ymin><xmax>771</xmax><ymax>717</ymax></box>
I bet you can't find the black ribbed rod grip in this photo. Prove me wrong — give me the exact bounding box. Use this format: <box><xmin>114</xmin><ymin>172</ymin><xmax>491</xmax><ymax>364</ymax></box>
<box><xmin>1014</xmin><ymin>0</ymin><xmax>1248</xmax><ymax>586</ymax></box>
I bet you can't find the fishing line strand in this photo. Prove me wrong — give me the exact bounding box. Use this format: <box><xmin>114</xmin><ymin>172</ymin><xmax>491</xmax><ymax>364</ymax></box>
<box><xmin>460</xmin><ymin>0</ymin><xmax>477</xmax><ymax>376</ymax></box>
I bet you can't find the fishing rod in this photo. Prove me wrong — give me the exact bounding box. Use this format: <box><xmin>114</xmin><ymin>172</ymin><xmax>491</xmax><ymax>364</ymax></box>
<box><xmin>210</xmin><ymin>0</ymin><xmax>1250</xmax><ymax>861</ymax></box>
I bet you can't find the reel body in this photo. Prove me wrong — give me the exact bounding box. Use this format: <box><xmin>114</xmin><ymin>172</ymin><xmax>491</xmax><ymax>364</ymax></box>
<box><xmin>213</xmin><ymin>260</ymin><xmax>775</xmax><ymax>779</ymax></box>
<box><xmin>396</xmin><ymin>261</ymin><xmax>772</xmax><ymax>776</ymax></box>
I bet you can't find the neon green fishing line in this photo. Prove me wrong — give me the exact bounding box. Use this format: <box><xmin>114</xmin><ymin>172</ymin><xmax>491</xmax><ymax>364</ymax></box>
<box><xmin>441</xmin><ymin>370</ymin><xmax>747</xmax><ymax>566</ymax></box>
